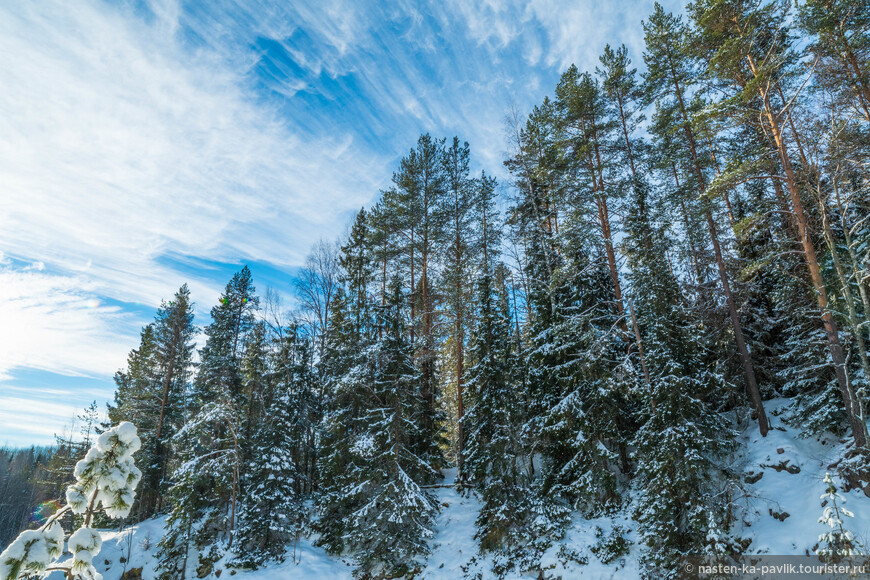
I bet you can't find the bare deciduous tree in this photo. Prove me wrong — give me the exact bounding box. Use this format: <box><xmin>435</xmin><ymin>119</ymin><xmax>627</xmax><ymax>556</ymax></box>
<box><xmin>295</xmin><ymin>238</ymin><xmax>342</xmax><ymax>367</ymax></box>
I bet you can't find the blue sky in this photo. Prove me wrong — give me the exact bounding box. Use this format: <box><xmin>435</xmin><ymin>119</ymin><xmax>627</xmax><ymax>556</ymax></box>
<box><xmin>0</xmin><ymin>0</ymin><xmax>683</xmax><ymax>446</ymax></box>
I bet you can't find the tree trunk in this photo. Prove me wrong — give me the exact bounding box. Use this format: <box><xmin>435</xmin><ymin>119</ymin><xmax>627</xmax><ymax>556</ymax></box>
<box><xmin>820</xmin><ymin>193</ymin><xmax>870</xmax><ymax>432</ymax></box>
<box><xmin>454</xmin><ymin>185</ymin><xmax>466</xmax><ymax>480</ymax></box>
<box><xmin>629</xmin><ymin>299</ymin><xmax>651</xmax><ymax>386</ymax></box>
<box><xmin>840</xmin><ymin>36</ymin><xmax>870</xmax><ymax>123</ymax></box>
<box><xmin>669</xmin><ymin>61</ymin><xmax>769</xmax><ymax>436</ymax></box>
<box><xmin>748</xmin><ymin>53</ymin><xmax>866</xmax><ymax>447</ymax></box>
<box><xmin>671</xmin><ymin>165</ymin><xmax>705</xmax><ymax>287</ymax></box>
<box><xmin>671</xmin><ymin>60</ymin><xmax>770</xmax><ymax>437</ymax></box>
<box><xmin>410</xmin><ymin>228</ymin><xmax>416</xmax><ymax>345</ymax></box>
<box><xmin>588</xmin><ymin>141</ymin><xmax>629</xmax><ymax>338</ymax></box>
<box><xmin>613</xmin><ymin>99</ymin><xmax>653</xmax><ymax>386</ymax></box>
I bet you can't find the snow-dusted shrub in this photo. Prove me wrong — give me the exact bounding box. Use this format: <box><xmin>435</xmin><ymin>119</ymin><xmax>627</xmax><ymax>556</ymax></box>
<box><xmin>66</xmin><ymin>421</ymin><xmax>142</xmax><ymax>519</ymax></box>
<box><xmin>0</xmin><ymin>422</ymin><xmax>141</xmax><ymax>580</ymax></box>
<box><xmin>591</xmin><ymin>525</ymin><xmax>632</xmax><ymax>564</ymax></box>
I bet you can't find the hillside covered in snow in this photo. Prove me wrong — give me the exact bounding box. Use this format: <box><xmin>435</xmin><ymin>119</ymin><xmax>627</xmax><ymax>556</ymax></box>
<box><xmin>78</xmin><ymin>401</ymin><xmax>870</xmax><ymax>579</ymax></box>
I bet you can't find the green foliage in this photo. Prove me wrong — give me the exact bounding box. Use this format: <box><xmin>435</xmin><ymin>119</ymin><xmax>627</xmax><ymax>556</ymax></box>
<box><xmin>109</xmin><ymin>285</ymin><xmax>195</xmax><ymax>520</ymax></box>
<box><xmin>317</xmin><ymin>281</ymin><xmax>441</xmax><ymax>577</ymax></box>
<box><xmin>591</xmin><ymin>525</ymin><xmax>632</xmax><ymax>565</ymax></box>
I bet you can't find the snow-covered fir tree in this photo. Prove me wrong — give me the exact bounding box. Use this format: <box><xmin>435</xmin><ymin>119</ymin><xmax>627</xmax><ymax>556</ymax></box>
<box><xmin>464</xmin><ymin>265</ymin><xmax>569</xmax><ymax>577</ymax></box>
<box><xmin>623</xmin><ymin>166</ymin><xmax>736</xmax><ymax>578</ymax></box>
<box><xmin>817</xmin><ymin>472</ymin><xmax>862</xmax><ymax>560</ymax></box>
<box><xmin>158</xmin><ymin>267</ymin><xmax>258</xmax><ymax>578</ymax></box>
<box><xmin>318</xmin><ymin>280</ymin><xmax>439</xmax><ymax>577</ymax></box>
<box><xmin>232</xmin><ymin>325</ymin><xmax>315</xmax><ymax>568</ymax></box>
<box><xmin>527</xmin><ymin>233</ymin><xmax>635</xmax><ymax>515</ymax></box>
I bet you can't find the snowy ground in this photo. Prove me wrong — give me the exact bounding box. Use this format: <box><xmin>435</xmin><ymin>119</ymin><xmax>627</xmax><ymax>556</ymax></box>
<box><xmin>82</xmin><ymin>400</ymin><xmax>870</xmax><ymax>579</ymax></box>
<box><xmin>732</xmin><ymin>399</ymin><xmax>870</xmax><ymax>555</ymax></box>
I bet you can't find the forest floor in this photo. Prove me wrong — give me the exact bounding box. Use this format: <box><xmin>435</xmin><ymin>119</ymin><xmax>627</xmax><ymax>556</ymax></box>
<box><xmin>87</xmin><ymin>399</ymin><xmax>870</xmax><ymax>579</ymax></box>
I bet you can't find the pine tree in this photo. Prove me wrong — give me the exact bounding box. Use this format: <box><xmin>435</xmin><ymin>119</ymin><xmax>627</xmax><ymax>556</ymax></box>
<box><xmin>505</xmin><ymin>100</ymin><xmax>562</xmax><ymax>324</ymax></box>
<box><xmin>798</xmin><ymin>0</ymin><xmax>870</xmax><ymax>123</ymax></box>
<box><xmin>440</xmin><ymin>137</ymin><xmax>475</xmax><ymax>480</ymax></box>
<box><xmin>151</xmin><ymin>285</ymin><xmax>196</xmax><ymax>485</ymax></box>
<box><xmin>597</xmin><ymin>44</ymin><xmax>645</xmax><ymax>180</ymax></box>
<box><xmin>554</xmin><ymin>65</ymin><xmax>630</xmax><ymax>340</ymax></box>
<box><xmin>475</xmin><ymin>171</ymin><xmax>501</xmax><ymax>273</ymax></box>
<box><xmin>387</xmin><ymin>134</ymin><xmax>449</xmax><ymax>470</ymax></box>
<box><xmin>642</xmin><ymin>2</ymin><xmax>770</xmax><ymax>436</ymax></box>
<box><xmin>109</xmin><ymin>285</ymin><xmax>195</xmax><ymax>519</ymax></box>
<box><xmin>597</xmin><ymin>43</ymin><xmax>654</xmax><ymax>384</ymax></box>
<box><xmin>688</xmin><ymin>0</ymin><xmax>867</xmax><ymax>447</ymax></box>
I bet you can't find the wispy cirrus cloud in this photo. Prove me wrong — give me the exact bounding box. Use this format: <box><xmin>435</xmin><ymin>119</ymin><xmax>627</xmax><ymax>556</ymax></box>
<box><xmin>0</xmin><ymin>265</ymin><xmax>132</xmax><ymax>380</ymax></box>
<box><xmin>0</xmin><ymin>0</ymin><xmax>385</xmax><ymax>284</ymax></box>
<box><xmin>0</xmin><ymin>0</ymin><xmax>388</xmax><ymax>443</ymax></box>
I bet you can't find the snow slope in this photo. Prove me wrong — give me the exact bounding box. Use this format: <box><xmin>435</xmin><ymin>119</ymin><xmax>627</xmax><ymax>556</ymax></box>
<box><xmin>83</xmin><ymin>400</ymin><xmax>870</xmax><ymax>579</ymax></box>
<box><xmin>732</xmin><ymin>399</ymin><xmax>870</xmax><ymax>555</ymax></box>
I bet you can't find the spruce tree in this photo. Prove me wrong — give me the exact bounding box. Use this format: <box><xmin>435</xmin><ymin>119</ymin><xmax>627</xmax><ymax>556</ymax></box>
<box><xmin>464</xmin><ymin>265</ymin><xmax>568</xmax><ymax>576</ymax></box>
<box><xmin>316</xmin><ymin>288</ymin><xmax>372</xmax><ymax>555</ymax></box>
<box><xmin>622</xmin><ymin>158</ymin><xmax>735</xmax><ymax>577</ymax></box>
<box><xmin>340</xmin><ymin>208</ymin><xmax>373</xmax><ymax>342</ymax></box>
<box><xmin>233</xmin><ymin>325</ymin><xmax>313</xmax><ymax>568</ymax></box>
<box><xmin>531</xmin><ymin>238</ymin><xmax>634</xmax><ymax>514</ymax></box>
<box><xmin>317</xmin><ymin>281</ymin><xmax>439</xmax><ymax>577</ymax></box>
<box><xmin>159</xmin><ymin>268</ymin><xmax>258</xmax><ymax>578</ymax></box>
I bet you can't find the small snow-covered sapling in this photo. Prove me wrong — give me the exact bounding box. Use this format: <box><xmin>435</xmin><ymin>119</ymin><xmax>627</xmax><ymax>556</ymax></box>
<box><xmin>816</xmin><ymin>472</ymin><xmax>861</xmax><ymax>560</ymax></box>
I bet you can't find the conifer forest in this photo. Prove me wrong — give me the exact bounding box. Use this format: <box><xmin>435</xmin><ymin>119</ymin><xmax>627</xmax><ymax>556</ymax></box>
<box><xmin>3</xmin><ymin>0</ymin><xmax>870</xmax><ymax>578</ymax></box>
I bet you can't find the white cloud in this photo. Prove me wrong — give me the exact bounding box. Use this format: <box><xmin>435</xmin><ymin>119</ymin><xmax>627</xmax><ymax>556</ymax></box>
<box><xmin>0</xmin><ymin>0</ymin><xmax>383</xmax><ymax>310</ymax></box>
<box><xmin>0</xmin><ymin>1</ymin><xmax>394</xmax><ymax>422</ymax></box>
<box><xmin>0</xmin><ymin>268</ymin><xmax>134</xmax><ymax>380</ymax></box>
<box><xmin>447</xmin><ymin>0</ymin><xmax>686</xmax><ymax>76</ymax></box>
<box><xmin>0</xmin><ymin>397</ymin><xmax>85</xmax><ymax>444</ymax></box>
